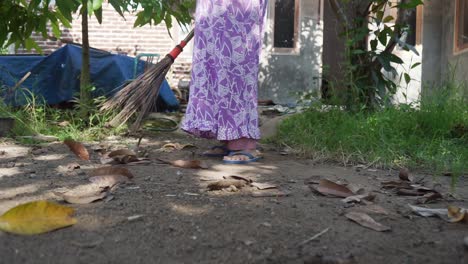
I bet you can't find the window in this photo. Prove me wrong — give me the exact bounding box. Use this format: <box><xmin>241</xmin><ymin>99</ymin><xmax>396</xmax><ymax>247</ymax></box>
<box><xmin>455</xmin><ymin>0</ymin><xmax>468</xmax><ymax>52</ymax></box>
<box><xmin>272</xmin><ymin>0</ymin><xmax>300</xmax><ymax>53</ymax></box>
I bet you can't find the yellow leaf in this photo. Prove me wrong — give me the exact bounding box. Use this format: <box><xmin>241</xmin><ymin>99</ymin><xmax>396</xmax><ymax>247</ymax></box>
<box><xmin>448</xmin><ymin>205</ymin><xmax>468</xmax><ymax>223</ymax></box>
<box><xmin>0</xmin><ymin>200</ymin><xmax>77</xmax><ymax>235</ymax></box>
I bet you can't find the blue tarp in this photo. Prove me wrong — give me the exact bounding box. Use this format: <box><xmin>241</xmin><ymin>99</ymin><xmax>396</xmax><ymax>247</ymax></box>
<box><xmin>0</xmin><ymin>44</ymin><xmax>178</xmax><ymax>111</ymax></box>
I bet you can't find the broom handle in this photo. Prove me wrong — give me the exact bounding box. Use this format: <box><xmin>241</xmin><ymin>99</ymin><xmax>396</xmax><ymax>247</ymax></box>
<box><xmin>168</xmin><ymin>29</ymin><xmax>195</xmax><ymax>61</ymax></box>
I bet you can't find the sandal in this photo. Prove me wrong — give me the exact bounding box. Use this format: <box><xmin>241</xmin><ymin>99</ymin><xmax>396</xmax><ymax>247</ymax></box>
<box><xmin>223</xmin><ymin>151</ymin><xmax>262</xmax><ymax>164</ymax></box>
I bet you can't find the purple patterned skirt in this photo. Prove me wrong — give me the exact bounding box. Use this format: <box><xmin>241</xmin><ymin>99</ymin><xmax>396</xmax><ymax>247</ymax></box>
<box><xmin>181</xmin><ymin>0</ymin><xmax>268</xmax><ymax>141</ymax></box>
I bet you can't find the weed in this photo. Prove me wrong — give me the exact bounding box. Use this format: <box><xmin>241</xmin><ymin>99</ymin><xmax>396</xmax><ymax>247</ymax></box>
<box><xmin>274</xmin><ymin>83</ymin><xmax>467</xmax><ymax>182</ymax></box>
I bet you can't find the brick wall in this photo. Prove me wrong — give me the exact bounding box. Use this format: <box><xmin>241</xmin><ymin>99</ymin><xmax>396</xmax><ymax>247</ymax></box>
<box><xmin>16</xmin><ymin>3</ymin><xmax>193</xmax><ymax>88</ymax></box>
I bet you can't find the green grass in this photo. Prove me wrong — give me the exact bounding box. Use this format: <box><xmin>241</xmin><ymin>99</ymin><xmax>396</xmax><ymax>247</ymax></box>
<box><xmin>0</xmin><ymin>94</ymin><xmax>125</xmax><ymax>143</ymax></box>
<box><xmin>274</xmin><ymin>87</ymin><xmax>467</xmax><ymax>178</ymax></box>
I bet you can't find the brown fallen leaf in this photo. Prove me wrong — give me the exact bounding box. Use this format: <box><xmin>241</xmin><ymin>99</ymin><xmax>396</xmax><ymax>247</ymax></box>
<box><xmin>345</xmin><ymin>211</ymin><xmax>391</xmax><ymax>232</ymax></box>
<box><xmin>304</xmin><ymin>175</ymin><xmax>322</xmax><ymax>185</ymax></box>
<box><xmin>313</xmin><ymin>179</ymin><xmax>355</xmax><ymax>198</ymax></box>
<box><xmin>396</xmin><ymin>188</ymin><xmax>427</xmax><ymax>196</ymax></box>
<box><xmin>64</xmin><ymin>139</ymin><xmax>90</xmax><ymax>160</ymax></box>
<box><xmin>207</xmin><ymin>180</ymin><xmax>247</xmax><ymax>191</ymax></box>
<box><xmin>357</xmin><ymin>204</ymin><xmax>390</xmax><ymax>215</ymax></box>
<box><xmin>224</xmin><ymin>175</ymin><xmax>252</xmax><ymax>183</ymax></box>
<box><xmin>398</xmin><ymin>167</ymin><xmax>412</xmax><ymax>182</ymax></box>
<box><xmin>251</xmin><ymin>182</ymin><xmax>277</xmax><ymax>190</ymax></box>
<box><xmin>100</xmin><ymin>149</ymin><xmax>148</xmax><ymax>164</ymax></box>
<box><xmin>416</xmin><ymin>192</ymin><xmax>443</xmax><ymax>204</ymax></box>
<box><xmin>89</xmin><ymin>166</ymin><xmax>134</xmax><ymax>179</ymax></box>
<box><xmin>341</xmin><ymin>193</ymin><xmax>376</xmax><ymax>204</ymax></box>
<box><xmin>88</xmin><ymin>174</ymin><xmax>129</xmax><ymax>188</ymax></box>
<box><xmin>381</xmin><ymin>180</ymin><xmax>412</xmax><ymax>189</ymax></box>
<box><xmin>158</xmin><ymin>158</ymin><xmax>208</xmax><ymax>169</ymax></box>
<box><xmin>161</xmin><ymin>143</ymin><xmax>196</xmax><ymax>151</ymax></box>
<box><xmin>54</xmin><ymin>184</ymin><xmax>108</xmax><ymax>204</ymax></box>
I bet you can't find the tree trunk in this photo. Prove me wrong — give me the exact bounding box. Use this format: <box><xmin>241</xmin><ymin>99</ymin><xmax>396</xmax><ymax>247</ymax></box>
<box><xmin>80</xmin><ymin>3</ymin><xmax>91</xmax><ymax>107</ymax></box>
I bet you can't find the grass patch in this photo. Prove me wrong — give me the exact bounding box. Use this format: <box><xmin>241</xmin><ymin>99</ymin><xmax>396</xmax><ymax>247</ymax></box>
<box><xmin>0</xmin><ymin>95</ymin><xmax>125</xmax><ymax>143</ymax></box>
<box><xmin>274</xmin><ymin>87</ymin><xmax>467</xmax><ymax>178</ymax></box>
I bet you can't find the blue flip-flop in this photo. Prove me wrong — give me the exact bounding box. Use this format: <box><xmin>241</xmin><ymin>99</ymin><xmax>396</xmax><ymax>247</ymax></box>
<box><xmin>223</xmin><ymin>151</ymin><xmax>262</xmax><ymax>164</ymax></box>
<box><xmin>202</xmin><ymin>145</ymin><xmax>231</xmax><ymax>157</ymax></box>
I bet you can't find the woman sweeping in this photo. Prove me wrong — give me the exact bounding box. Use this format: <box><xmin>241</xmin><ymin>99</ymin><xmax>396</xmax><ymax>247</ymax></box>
<box><xmin>181</xmin><ymin>0</ymin><xmax>268</xmax><ymax>164</ymax></box>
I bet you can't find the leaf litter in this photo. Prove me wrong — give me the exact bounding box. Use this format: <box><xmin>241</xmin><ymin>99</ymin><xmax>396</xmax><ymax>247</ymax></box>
<box><xmin>89</xmin><ymin>166</ymin><xmax>134</xmax><ymax>179</ymax></box>
<box><xmin>345</xmin><ymin>211</ymin><xmax>391</xmax><ymax>232</ymax></box>
<box><xmin>54</xmin><ymin>184</ymin><xmax>110</xmax><ymax>204</ymax></box>
<box><xmin>160</xmin><ymin>143</ymin><xmax>196</xmax><ymax>152</ymax></box>
<box><xmin>64</xmin><ymin>139</ymin><xmax>90</xmax><ymax>160</ymax></box>
<box><xmin>408</xmin><ymin>204</ymin><xmax>468</xmax><ymax>223</ymax></box>
<box><xmin>100</xmin><ymin>149</ymin><xmax>149</xmax><ymax>165</ymax></box>
<box><xmin>311</xmin><ymin>179</ymin><xmax>355</xmax><ymax>198</ymax></box>
<box><xmin>157</xmin><ymin>158</ymin><xmax>208</xmax><ymax>169</ymax></box>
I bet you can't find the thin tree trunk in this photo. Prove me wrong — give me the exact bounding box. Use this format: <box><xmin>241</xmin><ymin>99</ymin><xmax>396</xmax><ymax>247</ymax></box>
<box><xmin>80</xmin><ymin>3</ymin><xmax>91</xmax><ymax>105</ymax></box>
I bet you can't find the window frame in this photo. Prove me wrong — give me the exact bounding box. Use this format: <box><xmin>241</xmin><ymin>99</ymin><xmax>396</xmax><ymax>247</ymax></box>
<box><xmin>271</xmin><ymin>0</ymin><xmax>301</xmax><ymax>55</ymax></box>
<box><xmin>455</xmin><ymin>0</ymin><xmax>468</xmax><ymax>53</ymax></box>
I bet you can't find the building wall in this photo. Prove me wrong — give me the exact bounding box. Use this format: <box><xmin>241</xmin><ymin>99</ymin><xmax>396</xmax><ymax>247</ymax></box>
<box><xmin>15</xmin><ymin>4</ymin><xmax>193</xmax><ymax>87</ymax></box>
<box><xmin>259</xmin><ymin>0</ymin><xmax>323</xmax><ymax>105</ymax></box>
<box><xmin>440</xmin><ymin>0</ymin><xmax>468</xmax><ymax>96</ymax></box>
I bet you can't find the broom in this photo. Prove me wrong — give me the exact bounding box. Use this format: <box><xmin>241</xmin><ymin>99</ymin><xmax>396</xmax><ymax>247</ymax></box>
<box><xmin>102</xmin><ymin>29</ymin><xmax>194</xmax><ymax>131</ymax></box>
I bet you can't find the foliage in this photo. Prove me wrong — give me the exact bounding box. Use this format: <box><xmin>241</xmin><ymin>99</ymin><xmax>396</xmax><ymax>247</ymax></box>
<box><xmin>0</xmin><ymin>0</ymin><xmax>194</xmax><ymax>52</ymax></box>
<box><xmin>328</xmin><ymin>0</ymin><xmax>424</xmax><ymax>110</ymax></box>
<box><xmin>273</xmin><ymin>80</ymin><xmax>467</xmax><ymax>183</ymax></box>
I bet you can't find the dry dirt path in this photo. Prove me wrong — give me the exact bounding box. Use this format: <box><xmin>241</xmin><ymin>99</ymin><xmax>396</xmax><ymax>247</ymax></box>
<box><xmin>0</xmin><ymin>133</ymin><xmax>467</xmax><ymax>264</ymax></box>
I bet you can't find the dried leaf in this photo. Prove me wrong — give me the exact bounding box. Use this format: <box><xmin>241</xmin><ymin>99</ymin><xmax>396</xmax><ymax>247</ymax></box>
<box><xmin>108</xmin><ymin>149</ymin><xmax>137</xmax><ymax>157</ymax></box>
<box><xmin>225</xmin><ymin>175</ymin><xmax>252</xmax><ymax>183</ymax></box>
<box><xmin>54</xmin><ymin>184</ymin><xmax>108</xmax><ymax>204</ymax></box>
<box><xmin>64</xmin><ymin>139</ymin><xmax>89</xmax><ymax>160</ymax></box>
<box><xmin>207</xmin><ymin>180</ymin><xmax>246</xmax><ymax>191</ymax></box>
<box><xmin>88</xmin><ymin>174</ymin><xmax>129</xmax><ymax>188</ymax></box>
<box><xmin>251</xmin><ymin>182</ymin><xmax>277</xmax><ymax>190</ymax></box>
<box><xmin>416</xmin><ymin>192</ymin><xmax>443</xmax><ymax>204</ymax></box>
<box><xmin>341</xmin><ymin>193</ymin><xmax>376</xmax><ymax>204</ymax></box>
<box><xmin>0</xmin><ymin>201</ymin><xmax>76</xmax><ymax>235</ymax></box>
<box><xmin>89</xmin><ymin>166</ymin><xmax>134</xmax><ymax>179</ymax></box>
<box><xmin>158</xmin><ymin>158</ymin><xmax>208</xmax><ymax>169</ymax></box>
<box><xmin>408</xmin><ymin>204</ymin><xmax>450</xmax><ymax>221</ymax></box>
<box><xmin>397</xmin><ymin>189</ymin><xmax>426</xmax><ymax>196</ymax></box>
<box><xmin>101</xmin><ymin>149</ymin><xmax>144</xmax><ymax>164</ymax></box>
<box><xmin>304</xmin><ymin>175</ymin><xmax>322</xmax><ymax>185</ymax></box>
<box><xmin>381</xmin><ymin>180</ymin><xmax>412</xmax><ymax>189</ymax></box>
<box><xmin>357</xmin><ymin>204</ymin><xmax>390</xmax><ymax>215</ymax></box>
<box><xmin>314</xmin><ymin>179</ymin><xmax>355</xmax><ymax>198</ymax></box>
<box><xmin>345</xmin><ymin>211</ymin><xmax>391</xmax><ymax>232</ymax></box>
<box><xmin>161</xmin><ymin>143</ymin><xmax>196</xmax><ymax>151</ymax></box>
<box><xmin>447</xmin><ymin>205</ymin><xmax>468</xmax><ymax>223</ymax></box>
<box><xmin>398</xmin><ymin>167</ymin><xmax>412</xmax><ymax>182</ymax></box>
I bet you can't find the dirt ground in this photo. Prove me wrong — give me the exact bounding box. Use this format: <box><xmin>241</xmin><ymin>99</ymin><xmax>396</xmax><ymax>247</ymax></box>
<box><xmin>0</xmin><ymin>131</ymin><xmax>467</xmax><ymax>264</ymax></box>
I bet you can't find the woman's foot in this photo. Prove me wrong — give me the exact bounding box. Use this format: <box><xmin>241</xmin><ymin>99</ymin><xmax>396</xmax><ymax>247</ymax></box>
<box><xmin>223</xmin><ymin>149</ymin><xmax>262</xmax><ymax>164</ymax></box>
